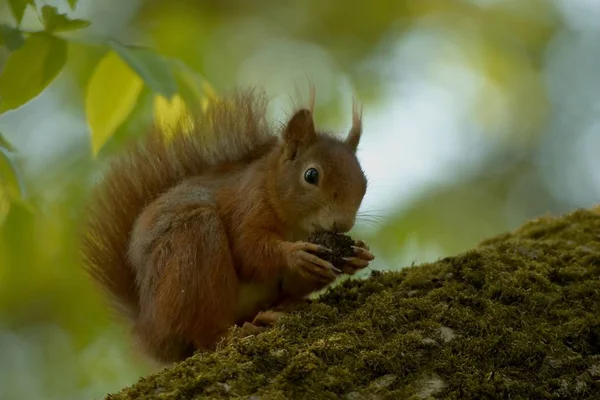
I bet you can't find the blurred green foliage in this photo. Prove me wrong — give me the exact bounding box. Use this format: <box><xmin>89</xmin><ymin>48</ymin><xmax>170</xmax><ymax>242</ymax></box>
<box><xmin>0</xmin><ymin>0</ymin><xmax>597</xmax><ymax>399</ymax></box>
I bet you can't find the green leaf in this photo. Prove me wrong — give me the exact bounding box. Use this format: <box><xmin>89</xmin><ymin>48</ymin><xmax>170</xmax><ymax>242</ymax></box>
<box><xmin>85</xmin><ymin>50</ymin><xmax>144</xmax><ymax>156</ymax></box>
<box><xmin>0</xmin><ymin>33</ymin><xmax>67</xmax><ymax>113</ymax></box>
<box><xmin>7</xmin><ymin>0</ymin><xmax>34</xmax><ymax>26</ymax></box>
<box><xmin>101</xmin><ymin>86</ymin><xmax>155</xmax><ymax>155</ymax></box>
<box><xmin>0</xmin><ymin>24</ymin><xmax>25</xmax><ymax>52</ymax></box>
<box><xmin>67</xmin><ymin>0</ymin><xmax>79</xmax><ymax>10</ymax></box>
<box><xmin>109</xmin><ymin>40</ymin><xmax>178</xmax><ymax>98</ymax></box>
<box><xmin>40</xmin><ymin>5</ymin><xmax>91</xmax><ymax>33</ymax></box>
<box><xmin>0</xmin><ymin>146</ymin><xmax>27</xmax><ymax>201</ymax></box>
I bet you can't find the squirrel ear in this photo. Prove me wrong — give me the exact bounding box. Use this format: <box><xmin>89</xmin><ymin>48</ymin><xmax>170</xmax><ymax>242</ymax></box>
<box><xmin>283</xmin><ymin>109</ymin><xmax>316</xmax><ymax>160</ymax></box>
<box><xmin>345</xmin><ymin>100</ymin><xmax>363</xmax><ymax>152</ymax></box>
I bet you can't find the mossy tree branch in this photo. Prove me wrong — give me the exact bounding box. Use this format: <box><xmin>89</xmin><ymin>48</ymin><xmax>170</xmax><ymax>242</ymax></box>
<box><xmin>108</xmin><ymin>207</ymin><xmax>600</xmax><ymax>400</ymax></box>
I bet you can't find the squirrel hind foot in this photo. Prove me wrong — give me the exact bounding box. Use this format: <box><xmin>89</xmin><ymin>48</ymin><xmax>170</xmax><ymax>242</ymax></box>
<box><xmin>252</xmin><ymin>310</ymin><xmax>286</xmax><ymax>327</ymax></box>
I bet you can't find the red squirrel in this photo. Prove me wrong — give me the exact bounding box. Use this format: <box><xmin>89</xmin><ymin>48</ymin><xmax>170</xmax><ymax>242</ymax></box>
<box><xmin>81</xmin><ymin>88</ymin><xmax>374</xmax><ymax>364</ymax></box>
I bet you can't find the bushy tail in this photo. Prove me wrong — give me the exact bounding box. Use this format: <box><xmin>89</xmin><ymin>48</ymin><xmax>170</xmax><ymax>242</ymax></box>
<box><xmin>80</xmin><ymin>89</ymin><xmax>278</xmax><ymax>320</ymax></box>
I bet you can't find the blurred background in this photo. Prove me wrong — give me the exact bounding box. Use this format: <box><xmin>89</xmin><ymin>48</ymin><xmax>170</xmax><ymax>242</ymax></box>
<box><xmin>0</xmin><ymin>0</ymin><xmax>599</xmax><ymax>399</ymax></box>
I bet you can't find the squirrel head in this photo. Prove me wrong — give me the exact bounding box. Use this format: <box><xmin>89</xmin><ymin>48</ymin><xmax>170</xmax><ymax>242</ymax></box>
<box><xmin>274</xmin><ymin>102</ymin><xmax>367</xmax><ymax>237</ymax></box>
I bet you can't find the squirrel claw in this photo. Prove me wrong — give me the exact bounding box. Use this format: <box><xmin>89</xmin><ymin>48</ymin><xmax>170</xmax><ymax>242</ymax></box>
<box><xmin>339</xmin><ymin>239</ymin><xmax>374</xmax><ymax>275</ymax></box>
<box><xmin>306</xmin><ymin>243</ymin><xmax>334</xmax><ymax>255</ymax></box>
<box><xmin>284</xmin><ymin>241</ymin><xmax>339</xmax><ymax>283</ymax></box>
<box><xmin>342</xmin><ymin>256</ymin><xmax>370</xmax><ymax>268</ymax></box>
<box><xmin>341</xmin><ymin>257</ymin><xmax>370</xmax><ymax>275</ymax></box>
<box><xmin>353</xmin><ymin>240</ymin><xmax>371</xmax><ymax>252</ymax></box>
<box><xmin>352</xmin><ymin>245</ymin><xmax>375</xmax><ymax>261</ymax></box>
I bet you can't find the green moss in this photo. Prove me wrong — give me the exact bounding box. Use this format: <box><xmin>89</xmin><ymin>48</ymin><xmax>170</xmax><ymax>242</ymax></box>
<box><xmin>107</xmin><ymin>209</ymin><xmax>600</xmax><ymax>399</ymax></box>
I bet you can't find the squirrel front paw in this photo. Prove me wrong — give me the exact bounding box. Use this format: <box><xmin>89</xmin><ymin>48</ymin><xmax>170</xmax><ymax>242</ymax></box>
<box><xmin>340</xmin><ymin>239</ymin><xmax>375</xmax><ymax>275</ymax></box>
<box><xmin>283</xmin><ymin>241</ymin><xmax>341</xmax><ymax>283</ymax></box>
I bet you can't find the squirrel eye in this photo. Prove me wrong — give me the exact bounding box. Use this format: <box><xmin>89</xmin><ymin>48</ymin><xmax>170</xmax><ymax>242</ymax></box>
<box><xmin>304</xmin><ymin>168</ymin><xmax>319</xmax><ymax>185</ymax></box>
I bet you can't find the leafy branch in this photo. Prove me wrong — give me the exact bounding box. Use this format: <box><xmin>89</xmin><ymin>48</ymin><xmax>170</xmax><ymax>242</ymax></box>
<box><xmin>0</xmin><ymin>0</ymin><xmax>214</xmax><ymax>214</ymax></box>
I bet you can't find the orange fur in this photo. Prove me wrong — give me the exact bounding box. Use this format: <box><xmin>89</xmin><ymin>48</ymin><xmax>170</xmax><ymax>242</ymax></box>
<box><xmin>80</xmin><ymin>88</ymin><xmax>373</xmax><ymax>364</ymax></box>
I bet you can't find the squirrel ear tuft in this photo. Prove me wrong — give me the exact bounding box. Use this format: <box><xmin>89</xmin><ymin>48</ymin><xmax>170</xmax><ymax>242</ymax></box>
<box><xmin>346</xmin><ymin>100</ymin><xmax>363</xmax><ymax>152</ymax></box>
<box><xmin>283</xmin><ymin>109</ymin><xmax>316</xmax><ymax>160</ymax></box>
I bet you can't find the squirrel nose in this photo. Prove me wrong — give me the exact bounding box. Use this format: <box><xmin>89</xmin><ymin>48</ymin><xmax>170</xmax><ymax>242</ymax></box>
<box><xmin>332</xmin><ymin>218</ymin><xmax>354</xmax><ymax>233</ymax></box>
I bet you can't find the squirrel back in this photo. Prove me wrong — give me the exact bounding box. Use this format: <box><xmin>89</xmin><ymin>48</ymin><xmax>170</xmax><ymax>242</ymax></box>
<box><xmin>81</xmin><ymin>89</ymin><xmax>278</xmax><ymax>321</ymax></box>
